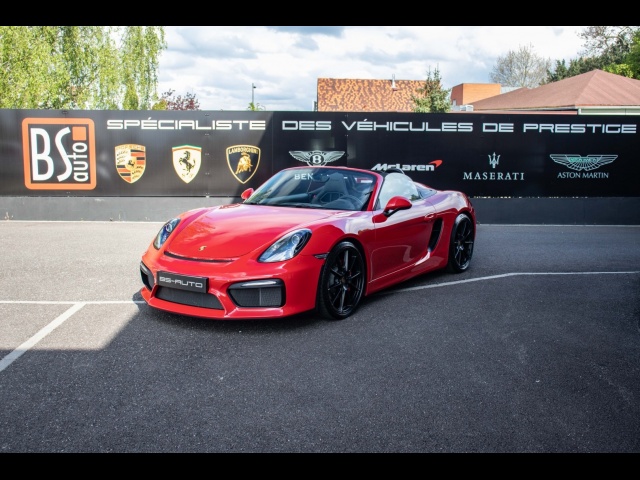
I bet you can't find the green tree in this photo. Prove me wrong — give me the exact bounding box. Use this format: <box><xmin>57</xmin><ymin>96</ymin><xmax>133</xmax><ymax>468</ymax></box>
<box><xmin>546</xmin><ymin>26</ymin><xmax>640</xmax><ymax>82</ymax></box>
<box><xmin>545</xmin><ymin>57</ymin><xmax>604</xmax><ymax>82</ymax></box>
<box><xmin>247</xmin><ymin>102</ymin><xmax>266</xmax><ymax>111</ymax></box>
<box><xmin>152</xmin><ymin>89</ymin><xmax>201</xmax><ymax>110</ymax></box>
<box><xmin>624</xmin><ymin>30</ymin><xmax>640</xmax><ymax>78</ymax></box>
<box><xmin>411</xmin><ymin>66</ymin><xmax>451</xmax><ymax>113</ymax></box>
<box><xmin>602</xmin><ymin>63</ymin><xmax>636</xmax><ymax>78</ymax></box>
<box><xmin>0</xmin><ymin>26</ymin><xmax>166</xmax><ymax>110</ymax></box>
<box><xmin>579</xmin><ymin>26</ymin><xmax>638</xmax><ymax>63</ymax></box>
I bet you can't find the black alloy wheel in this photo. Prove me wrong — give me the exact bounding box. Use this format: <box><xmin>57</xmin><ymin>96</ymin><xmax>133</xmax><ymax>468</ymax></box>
<box><xmin>447</xmin><ymin>213</ymin><xmax>474</xmax><ymax>273</ymax></box>
<box><xmin>317</xmin><ymin>241</ymin><xmax>365</xmax><ymax>320</ymax></box>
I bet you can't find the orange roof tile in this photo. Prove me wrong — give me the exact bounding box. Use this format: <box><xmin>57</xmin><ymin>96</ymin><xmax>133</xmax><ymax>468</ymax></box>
<box><xmin>317</xmin><ymin>78</ymin><xmax>424</xmax><ymax>112</ymax></box>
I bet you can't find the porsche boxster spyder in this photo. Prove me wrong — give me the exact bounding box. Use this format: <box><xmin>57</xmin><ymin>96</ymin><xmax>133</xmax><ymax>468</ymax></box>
<box><xmin>140</xmin><ymin>166</ymin><xmax>476</xmax><ymax>320</ymax></box>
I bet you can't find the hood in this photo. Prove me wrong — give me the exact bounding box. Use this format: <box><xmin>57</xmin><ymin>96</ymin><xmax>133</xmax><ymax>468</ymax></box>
<box><xmin>165</xmin><ymin>203</ymin><xmax>335</xmax><ymax>259</ymax></box>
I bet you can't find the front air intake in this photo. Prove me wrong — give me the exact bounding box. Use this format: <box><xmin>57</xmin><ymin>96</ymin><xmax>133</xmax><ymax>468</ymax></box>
<box><xmin>228</xmin><ymin>279</ymin><xmax>285</xmax><ymax>307</ymax></box>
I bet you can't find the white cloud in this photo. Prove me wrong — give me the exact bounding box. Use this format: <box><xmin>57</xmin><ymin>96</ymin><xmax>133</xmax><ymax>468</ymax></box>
<box><xmin>158</xmin><ymin>26</ymin><xmax>587</xmax><ymax>111</ymax></box>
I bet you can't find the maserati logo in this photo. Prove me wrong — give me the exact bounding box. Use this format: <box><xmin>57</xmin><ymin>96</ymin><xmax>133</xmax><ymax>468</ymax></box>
<box><xmin>115</xmin><ymin>144</ymin><xmax>146</xmax><ymax>183</ymax></box>
<box><xmin>227</xmin><ymin>145</ymin><xmax>260</xmax><ymax>184</ymax></box>
<box><xmin>289</xmin><ymin>150</ymin><xmax>345</xmax><ymax>166</ymax></box>
<box><xmin>488</xmin><ymin>152</ymin><xmax>500</xmax><ymax>169</ymax></box>
<box><xmin>550</xmin><ymin>154</ymin><xmax>618</xmax><ymax>172</ymax></box>
<box><xmin>462</xmin><ymin>152</ymin><xmax>524</xmax><ymax>181</ymax></box>
<box><xmin>172</xmin><ymin>145</ymin><xmax>202</xmax><ymax>183</ymax></box>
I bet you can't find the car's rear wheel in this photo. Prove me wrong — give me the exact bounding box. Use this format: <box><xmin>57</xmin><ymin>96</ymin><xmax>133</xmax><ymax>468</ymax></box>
<box><xmin>316</xmin><ymin>241</ymin><xmax>365</xmax><ymax>320</ymax></box>
<box><xmin>447</xmin><ymin>213</ymin><xmax>474</xmax><ymax>273</ymax></box>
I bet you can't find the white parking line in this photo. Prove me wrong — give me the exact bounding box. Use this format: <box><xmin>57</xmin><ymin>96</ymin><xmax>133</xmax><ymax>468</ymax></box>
<box><xmin>0</xmin><ymin>303</ymin><xmax>85</xmax><ymax>373</ymax></box>
<box><xmin>1</xmin><ymin>271</ymin><xmax>638</xmax><ymax>373</ymax></box>
<box><xmin>0</xmin><ymin>300</ymin><xmax>146</xmax><ymax>373</ymax></box>
<box><xmin>384</xmin><ymin>271</ymin><xmax>640</xmax><ymax>294</ymax></box>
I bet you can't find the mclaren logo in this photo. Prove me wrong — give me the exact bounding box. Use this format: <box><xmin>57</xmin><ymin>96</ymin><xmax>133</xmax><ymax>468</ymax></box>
<box><xmin>115</xmin><ymin>144</ymin><xmax>146</xmax><ymax>183</ymax></box>
<box><xmin>289</xmin><ymin>150</ymin><xmax>345</xmax><ymax>166</ymax></box>
<box><xmin>550</xmin><ymin>154</ymin><xmax>617</xmax><ymax>172</ymax></box>
<box><xmin>172</xmin><ymin>145</ymin><xmax>202</xmax><ymax>183</ymax></box>
<box><xmin>371</xmin><ymin>161</ymin><xmax>442</xmax><ymax>172</ymax></box>
<box><xmin>227</xmin><ymin>145</ymin><xmax>260</xmax><ymax>184</ymax></box>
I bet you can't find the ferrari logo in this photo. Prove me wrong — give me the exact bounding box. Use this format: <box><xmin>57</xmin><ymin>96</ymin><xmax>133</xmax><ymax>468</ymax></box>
<box><xmin>172</xmin><ymin>145</ymin><xmax>202</xmax><ymax>183</ymax></box>
<box><xmin>227</xmin><ymin>145</ymin><xmax>260</xmax><ymax>184</ymax></box>
<box><xmin>115</xmin><ymin>144</ymin><xmax>146</xmax><ymax>183</ymax></box>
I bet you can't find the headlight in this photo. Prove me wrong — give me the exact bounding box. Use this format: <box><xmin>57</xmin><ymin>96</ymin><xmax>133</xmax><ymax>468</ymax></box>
<box><xmin>259</xmin><ymin>229</ymin><xmax>311</xmax><ymax>263</ymax></box>
<box><xmin>153</xmin><ymin>218</ymin><xmax>180</xmax><ymax>249</ymax></box>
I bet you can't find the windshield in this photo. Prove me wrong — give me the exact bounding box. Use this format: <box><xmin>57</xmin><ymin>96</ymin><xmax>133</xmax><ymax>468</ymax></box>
<box><xmin>244</xmin><ymin>167</ymin><xmax>377</xmax><ymax>211</ymax></box>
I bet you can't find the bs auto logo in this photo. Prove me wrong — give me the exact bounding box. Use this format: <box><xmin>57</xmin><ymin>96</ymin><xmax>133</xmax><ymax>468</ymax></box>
<box><xmin>22</xmin><ymin>118</ymin><xmax>97</xmax><ymax>190</ymax></box>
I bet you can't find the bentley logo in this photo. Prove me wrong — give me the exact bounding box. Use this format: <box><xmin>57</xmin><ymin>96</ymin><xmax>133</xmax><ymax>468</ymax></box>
<box><xmin>227</xmin><ymin>145</ymin><xmax>260</xmax><ymax>184</ymax></box>
<box><xmin>115</xmin><ymin>144</ymin><xmax>146</xmax><ymax>183</ymax></box>
<box><xmin>172</xmin><ymin>145</ymin><xmax>202</xmax><ymax>183</ymax></box>
<box><xmin>488</xmin><ymin>152</ymin><xmax>500</xmax><ymax>169</ymax></box>
<box><xmin>289</xmin><ymin>150</ymin><xmax>345</xmax><ymax>166</ymax></box>
<box><xmin>550</xmin><ymin>154</ymin><xmax>618</xmax><ymax>172</ymax></box>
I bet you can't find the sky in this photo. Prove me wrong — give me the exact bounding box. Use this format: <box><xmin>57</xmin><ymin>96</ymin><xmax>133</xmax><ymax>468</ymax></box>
<box><xmin>157</xmin><ymin>26</ymin><xmax>588</xmax><ymax>112</ymax></box>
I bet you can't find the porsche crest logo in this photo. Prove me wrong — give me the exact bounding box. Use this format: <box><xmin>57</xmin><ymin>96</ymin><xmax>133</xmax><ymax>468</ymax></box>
<box><xmin>227</xmin><ymin>145</ymin><xmax>260</xmax><ymax>184</ymax></box>
<box><xmin>115</xmin><ymin>144</ymin><xmax>146</xmax><ymax>183</ymax></box>
<box><xmin>172</xmin><ymin>145</ymin><xmax>202</xmax><ymax>183</ymax></box>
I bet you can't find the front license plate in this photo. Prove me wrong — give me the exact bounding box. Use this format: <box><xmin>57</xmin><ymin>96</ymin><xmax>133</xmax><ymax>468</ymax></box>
<box><xmin>157</xmin><ymin>271</ymin><xmax>208</xmax><ymax>293</ymax></box>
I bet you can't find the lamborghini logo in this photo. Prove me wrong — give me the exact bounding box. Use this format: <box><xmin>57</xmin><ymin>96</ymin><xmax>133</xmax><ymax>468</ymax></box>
<box><xmin>227</xmin><ymin>145</ymin><xmax>260</xmax><ymax>184</ymax></box>
<box><xmin>115</xmin><ymin>144</ymin><xmax>146</xmax><ymax>183</ymax></box>
<box><xmin>172</xmin><ymin>145</ymin><xmax>202</xmax><ymax>183</ymax></box>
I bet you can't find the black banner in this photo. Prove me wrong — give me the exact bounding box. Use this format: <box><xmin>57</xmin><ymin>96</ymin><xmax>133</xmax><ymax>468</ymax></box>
<box><xmin>1</xmin><ymin>109</ymin><xmax>638</xmax><ymax>197</ymax></box>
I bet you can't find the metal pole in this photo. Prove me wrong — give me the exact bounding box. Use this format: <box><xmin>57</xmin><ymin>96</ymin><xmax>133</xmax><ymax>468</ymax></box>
<box><xmin>252</xmin><ymin>83</ymin><xmax>256</xmax><ymax>105</ymax></box>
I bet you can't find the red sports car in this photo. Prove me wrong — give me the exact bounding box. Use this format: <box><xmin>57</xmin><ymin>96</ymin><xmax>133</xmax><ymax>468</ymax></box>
<box><xmin>140</xmin><ymin>166</ymin><xmax>476</xmax><ymax>320</ymax></box>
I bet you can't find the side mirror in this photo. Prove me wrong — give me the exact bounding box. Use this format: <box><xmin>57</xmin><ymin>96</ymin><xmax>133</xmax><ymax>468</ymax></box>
<box><xmin>373</xmin><ymin>196</ymin><xmax>412</xmax><ymax>223</ymax></box>
<box><xmin>383</xmin><ymin>196</ymin><xmax>411</xmax><ymax>217</ymax></box>
<box><xmin>241</xmin><ymin>188</ymin><xmax>254</xmax><ymax>200</ymax></box>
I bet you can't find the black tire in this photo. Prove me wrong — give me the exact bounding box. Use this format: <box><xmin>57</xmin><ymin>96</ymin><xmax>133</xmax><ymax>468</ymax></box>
<box><xmin>447</xmin><ymin>214</ymin><xmax>474</xmax><ymax>273</ymax></box>
<box><xmin>316</xmin><ymin>241</ymin><xmax>365</xmax><ymax>320</ymax></box>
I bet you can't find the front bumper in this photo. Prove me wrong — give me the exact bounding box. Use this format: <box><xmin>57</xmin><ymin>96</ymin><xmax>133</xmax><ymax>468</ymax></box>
<box><xmin>139</xmin><ymin>252</ymin><xmax>325</xmax><ymax>320</ymax></box>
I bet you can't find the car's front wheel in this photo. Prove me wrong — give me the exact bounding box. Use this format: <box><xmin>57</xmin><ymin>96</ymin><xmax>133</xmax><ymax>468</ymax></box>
<box><xmin>447</xmin><ymin>213</ymin><xmax>474</xmax><ymax>273</ymax></box>
<box><xmin>316</xmin><ymin>241</ymin><xmax>365</xmax><ymax>320</ymax></box>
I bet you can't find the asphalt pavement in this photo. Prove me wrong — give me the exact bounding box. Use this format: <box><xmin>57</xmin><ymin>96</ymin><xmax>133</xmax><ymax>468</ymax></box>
<box><xmin>0</xmin><ymin>221</ymin><xmax>639</xmax><ymax>453</ymax></box>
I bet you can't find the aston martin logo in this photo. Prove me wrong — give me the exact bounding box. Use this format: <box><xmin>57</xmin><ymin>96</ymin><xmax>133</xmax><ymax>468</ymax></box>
<box><xmin>115</xmin><ymin>144</ymin><xmax>146</xmax><ymax>183</ymax></box>
<box><xmin>172</xmin><ymin>145</ymin><xmax>202</xmax><ymax>183</ymax></box>
<box><xmin>227</xmin><ymin>145</ymin><xmax>260</xmax><ymax>184</ymax></box>
<box><xmin>289</xmin><ymin>150</ymin><xmax>345</xmax><ymax>166</ymax></box>
<box><xmin>550</xmin><ymin>154</ymin><xmax>617</xmax><ymax>172</ymax></box>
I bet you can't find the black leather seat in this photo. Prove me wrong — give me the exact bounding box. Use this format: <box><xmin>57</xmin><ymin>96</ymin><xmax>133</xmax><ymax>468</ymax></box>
<box><xmin>313</xmin><ymin>172</ymin><xmax>349</xmax><ymax>204</ymax></box>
